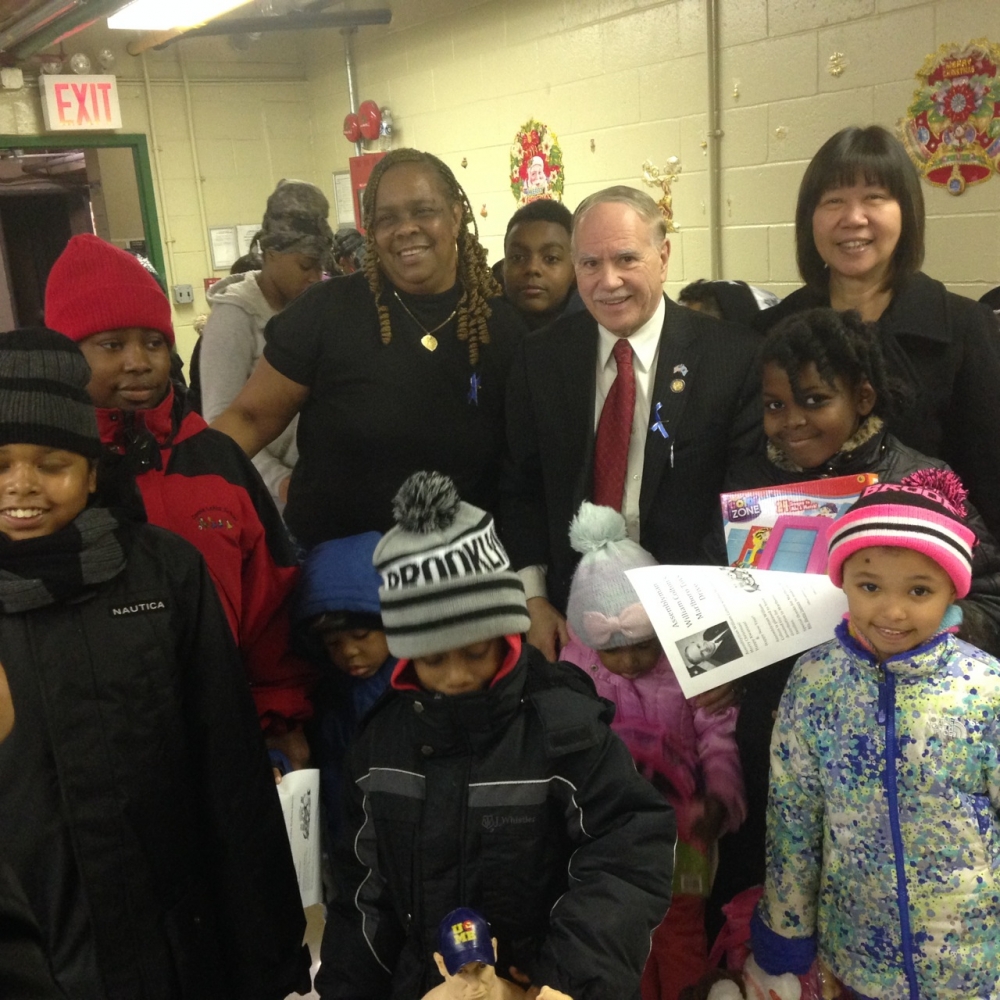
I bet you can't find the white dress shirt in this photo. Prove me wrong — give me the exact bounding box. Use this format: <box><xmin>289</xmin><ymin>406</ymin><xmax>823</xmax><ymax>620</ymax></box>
<box><xmin>518</xmin><ymin>295</ymin><xmax>666</xmax><ymax>601</ymax></box>
<box><xmin>594</xmin><ymin>294</ymin><xmax>665</xmax><ymax>542</ymax></box>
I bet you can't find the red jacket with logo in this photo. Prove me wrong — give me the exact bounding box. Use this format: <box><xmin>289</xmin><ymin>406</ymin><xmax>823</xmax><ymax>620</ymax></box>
<box><xmin>96</xmin><ymin>387</ymin><xmax>315</xmax><ymax>730</ymax></box>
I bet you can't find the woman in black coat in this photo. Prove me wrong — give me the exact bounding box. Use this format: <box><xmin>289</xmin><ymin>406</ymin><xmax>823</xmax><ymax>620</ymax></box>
<box><xmin>756</xmin><ymin>125</ymin><xmax>1000</xmax><ymax>536</ymax></box>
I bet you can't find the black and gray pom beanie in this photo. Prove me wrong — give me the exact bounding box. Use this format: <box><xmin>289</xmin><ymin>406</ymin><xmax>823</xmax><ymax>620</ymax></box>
<box><xmin>373</xmin><ymin>471</ymin><xmax>530</xmax><ymax>659</ymax></box>
<box><xmin>0</xmin><ymin>328</ymin><xmax>101</xmax><ymax>459</ymax></box>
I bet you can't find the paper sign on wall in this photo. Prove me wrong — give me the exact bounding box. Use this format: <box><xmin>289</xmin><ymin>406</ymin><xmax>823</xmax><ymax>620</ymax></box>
<box><xmin>236</xmin><ymin>224</ymin><xmax>259</xmax><ymax>257</ymax></box>
<box><xmin>209</xmin><ymin>227</ymin><xmax>239</xmax><ymax>271</ymax></box>
<box><xmin>39</xmin><ymin>75</ymin><xmax>122</xmax><ymax>131</ymax></box>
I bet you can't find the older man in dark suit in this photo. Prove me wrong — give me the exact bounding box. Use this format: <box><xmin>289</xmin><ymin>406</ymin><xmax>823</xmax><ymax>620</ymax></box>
<box><xmin>500</xmin><ymin>186</ymin><xmax>762</xmax><ymax>659</ymax></box>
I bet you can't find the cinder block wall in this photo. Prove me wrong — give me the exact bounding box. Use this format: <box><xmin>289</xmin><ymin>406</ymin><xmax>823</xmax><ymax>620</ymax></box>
<box><xmin>307</xmin><ymin>0</ymin><xmax>716</xmax><ymax>296</ymax></box>
<box><xmin>1</xmin><ymin>0</ymin><xmax>997</xmax><ymax>362</ymax></box>
<box><xmin>717</xmin><ymin>0</ymin><xmax>999</xmax><ymax>300</ymax></box>
<box><xmin>307</xmin><ymin>0</ymin><xmax>1000</xmax><ymax>301</ymax></box>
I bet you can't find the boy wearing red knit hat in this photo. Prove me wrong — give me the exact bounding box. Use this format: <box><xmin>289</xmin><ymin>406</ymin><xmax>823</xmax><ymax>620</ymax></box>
<box><xmin>45</xmin><ymin>234</ymin><xmax>316</xmax><ymax>764</ymax></box>
<box><xmin>751</xmin><ymin>470</ymin><xmax>1000</xmax><ymax>1000</ymax></box>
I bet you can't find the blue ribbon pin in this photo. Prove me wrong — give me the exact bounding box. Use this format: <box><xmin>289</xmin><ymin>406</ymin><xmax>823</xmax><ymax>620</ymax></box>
<box><xmin>468</xmin><ymin>373</ymin><xmax>481</xmax><ymax>405</ymax></box>
<box><xmin>650</xmin><ymin>401</ymin><xmax>668</xmax><ymax>438</ymax></box>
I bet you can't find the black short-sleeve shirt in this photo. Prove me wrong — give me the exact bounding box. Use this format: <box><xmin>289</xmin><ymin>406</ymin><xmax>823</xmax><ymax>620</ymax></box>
<box><xmin>264</xmin><ymin>272</ymin><xmax>526</xmax><ymax>547</ymax></box>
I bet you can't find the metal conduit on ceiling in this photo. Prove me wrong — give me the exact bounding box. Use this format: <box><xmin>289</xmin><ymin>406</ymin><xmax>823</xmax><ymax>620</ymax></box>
<box><xmin>0</xmin><ymin>1</ymin><xmax>390</xmax><ymax>59</ymax></box>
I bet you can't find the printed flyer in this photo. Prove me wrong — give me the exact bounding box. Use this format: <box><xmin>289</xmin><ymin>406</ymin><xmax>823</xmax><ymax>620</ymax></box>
<box><xmin>626</xmin><ymin>564</ymin><xmax>847</xmax><ymax>698</ymax></box>
<box><xmin>276</xmin><ymin>768</ymin><xmax>322</xmax><ymax>907</ymax></box>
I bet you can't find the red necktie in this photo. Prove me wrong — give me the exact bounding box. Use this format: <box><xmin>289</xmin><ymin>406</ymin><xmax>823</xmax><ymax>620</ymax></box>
<box><xmin>592</xmin><ymin>338</ymin><xmax>636</xmax><ymax>510</ymax></box>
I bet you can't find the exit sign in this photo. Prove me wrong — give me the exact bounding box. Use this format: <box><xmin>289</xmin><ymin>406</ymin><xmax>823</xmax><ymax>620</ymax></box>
<box><xmin>39</xmin><ymin>75</ymin><xmax>122</xmax><ymax>131</ymax></box>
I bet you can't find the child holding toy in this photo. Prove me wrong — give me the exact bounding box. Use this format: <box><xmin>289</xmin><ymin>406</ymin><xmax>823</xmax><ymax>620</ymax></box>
<box><xmin>726</xmin><ymin>305</ymin><xmax>1000</xmax><ymax>649</ymax></box>
<box><xmin>561</xmin><ymin>502</ymin><xmax>746</xmax><ymax>1000</ymax></box>
<box><xmin>315</xmin><ymin>472</ymin><xmax>674</xmax><ymax>1000</ymax></box>
<box><xmin>751</xmin><ymin>471</ymin><xmax>1000</xmax><ymax>999</ymax></box>
<box><xmin>709</xmin><ymin>306</ymin><xmax>1000</xmax><ymax>931</ymax></box>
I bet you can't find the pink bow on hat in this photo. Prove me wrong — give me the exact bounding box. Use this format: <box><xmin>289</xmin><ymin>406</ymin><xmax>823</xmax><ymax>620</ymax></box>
<box><xmin>581</xmin><ymin>602</ymin><xmax>654</xmax><ymax>648</ymax></box>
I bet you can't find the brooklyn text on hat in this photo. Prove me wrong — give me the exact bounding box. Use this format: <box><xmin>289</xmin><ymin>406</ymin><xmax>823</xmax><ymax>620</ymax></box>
<box><xmin>373</xmin><ymin>471</ymin><xmax>529</xmax><ymax>659</ymax></box>
<box><xmin>379</xmin><ymin>516</ymin><xmax>510</xmax><ymax>590</ymax></box>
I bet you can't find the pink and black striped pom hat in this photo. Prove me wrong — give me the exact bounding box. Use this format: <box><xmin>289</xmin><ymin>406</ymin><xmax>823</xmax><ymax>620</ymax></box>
<box><xmin>827</xmin><ymin>469</ymin><xmax>976</xmax><ymax>598</ymax></box>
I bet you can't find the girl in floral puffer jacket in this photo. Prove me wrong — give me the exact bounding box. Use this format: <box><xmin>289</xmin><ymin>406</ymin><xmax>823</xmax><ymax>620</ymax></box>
<box><xmin>560</xmin><ymin>502</ymin><xmax>746</xmax><ymax>1000</ymax></box>
<box><xmin>752</xmin><ymin>471</ymin><xmax>1000</xmax><ymax>1000</ymax></box>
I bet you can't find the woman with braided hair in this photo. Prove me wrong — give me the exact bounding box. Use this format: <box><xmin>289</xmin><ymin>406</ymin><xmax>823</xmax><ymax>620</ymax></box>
<box><xmin>212</xmin><ymin>148</ymin><xmax>526</xmax><ymax>548</ymax></box>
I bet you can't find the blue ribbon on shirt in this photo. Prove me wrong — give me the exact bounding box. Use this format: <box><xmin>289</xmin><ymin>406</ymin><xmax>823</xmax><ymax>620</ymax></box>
<box><xmin>650</xmin><ymin>401</ymin><xmax>668</xmax><ymax>438</ymax></box>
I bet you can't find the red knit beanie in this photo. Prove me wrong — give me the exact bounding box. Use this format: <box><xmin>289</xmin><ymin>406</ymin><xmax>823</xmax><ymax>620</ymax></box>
<box><xmin>44</xmin><ymin>234</ymin><xmax>174</xmax><ymax>345</ymax></box>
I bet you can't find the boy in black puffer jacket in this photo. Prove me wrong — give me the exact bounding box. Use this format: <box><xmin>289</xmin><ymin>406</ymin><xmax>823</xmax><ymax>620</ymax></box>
<box><xmin>0</xmin><ymin>329</ymin><xmax>307</xmax><ymax>1000</ymax></box>
<box><xmin>316</xmin><ymin>472</ymin><xmax>675</xmax><ymax>1000</ymax></box>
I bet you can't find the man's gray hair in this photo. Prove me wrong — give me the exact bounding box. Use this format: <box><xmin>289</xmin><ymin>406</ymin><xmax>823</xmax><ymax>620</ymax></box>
<box><xmin>572</xmin><ymin>186</ymin><xmax>668</xmax><ymax>247</ymax></box>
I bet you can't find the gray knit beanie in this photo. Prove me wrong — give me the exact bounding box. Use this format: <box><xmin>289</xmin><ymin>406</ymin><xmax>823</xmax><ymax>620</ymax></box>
<box><xmin>373</xmin><ymin>471</ymin><xmax>530</xmax><ymax>659</ymax></box>
<box><xmin>0</xmin><ymin>328</ymin><xmax>101</xmax><ymax>459</ymax></box>
<box><xmin>254</xmin><ymin>178</ymin><xmax>334</xmax><ymax>259</ymax></box>
<box><xmin>566</xmin><ymin>502</ymin><xmax>658</xmax><ymax>650</ymax></box>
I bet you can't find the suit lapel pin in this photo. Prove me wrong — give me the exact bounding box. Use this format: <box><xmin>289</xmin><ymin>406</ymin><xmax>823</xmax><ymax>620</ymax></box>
<box><xmin>468</xmin><ymin>373</ymin><xmax>481</xmax><ymax>405</ymax></box>
<box><xmin>673</xmin><ymin>363</ymin><xmax>688</xmax><ymax>376</ymax></box>
<box><xmin>670</xmin><ymin>378</ymin><xmax>685</xmax><ymax>393</ymax></box>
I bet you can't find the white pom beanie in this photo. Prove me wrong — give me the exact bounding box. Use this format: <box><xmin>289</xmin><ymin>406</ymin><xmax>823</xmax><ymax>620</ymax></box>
<box><xmin>566</xmin><ymin>502</ymin><xmax>658</xmax><ymax>650</ymax></box>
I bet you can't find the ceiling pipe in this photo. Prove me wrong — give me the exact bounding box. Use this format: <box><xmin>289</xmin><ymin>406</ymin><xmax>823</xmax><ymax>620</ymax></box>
<box><xmin>140</xmin><ymin>50</ymin><xmax>177</xmax><ymax>291</ymax></box>
<box><xmin>343</xmin><ymin>26</ymin><xmax>361</xmax><ymax>157</ymax></box>
<box><xmin>126</xmin><ymin>8</ymin><xmax>391</xmax><ymax>55</ymax></box>
<box><xmin>705</xmin><ymin>0</ymin><xmax>723</xmax><ymax>278</ymax></box>
<box><xmin>0</xmin><ymin>0</ymin><xmax>81</xmax><ymax>53</ymax></box>
<box><xmin>10</xmin><ymin>0</ymin><xmax>128</xmax><ymax>59</ymax></box>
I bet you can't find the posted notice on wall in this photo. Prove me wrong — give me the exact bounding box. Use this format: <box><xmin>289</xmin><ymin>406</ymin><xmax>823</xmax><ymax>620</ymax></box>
<box><xmin>276</xmin><ymin>768</ymin><xmax>322</xmax><ymax>907</ymax></box>
<box><xmin>625</xmin><ymin>565</ymin><xmax>848</xmax><ymax>699</ymax></box>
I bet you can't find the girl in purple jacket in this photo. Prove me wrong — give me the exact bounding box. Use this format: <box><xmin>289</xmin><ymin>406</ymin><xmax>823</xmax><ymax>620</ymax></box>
<box><xmin>560</xmin><ymin>502</ymin><xmax>746</xmax><ymax>1000</ymax></box>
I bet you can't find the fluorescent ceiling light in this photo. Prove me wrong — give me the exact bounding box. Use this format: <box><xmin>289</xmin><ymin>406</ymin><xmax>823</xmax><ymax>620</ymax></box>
<box><xmin>108</xmin><ymin>0</ymin><xmax>249</xmax><ymax>31</ymax></box>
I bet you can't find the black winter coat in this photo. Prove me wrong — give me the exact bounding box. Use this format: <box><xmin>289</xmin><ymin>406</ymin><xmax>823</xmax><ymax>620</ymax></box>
<box><xmin>316</xmin><ymin>642</ymin><xmax>675</xmax><ymax>1000</ymax></box>
<box><xmin>0</xmin><ymin>863</ymin><xmax>63</xmax><ymax>1000</ymax></box>
<box><xmin>0</xmin><ymin>519</ymin><xmax>307</xmax><ymax>1000</ymax></box>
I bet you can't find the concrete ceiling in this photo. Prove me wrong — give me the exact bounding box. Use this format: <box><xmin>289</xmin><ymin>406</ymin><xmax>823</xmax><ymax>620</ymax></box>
<box><xmin>0</xmin><ymin>1</ymin><xmax>54</xmax><ymax>36</ymax></box>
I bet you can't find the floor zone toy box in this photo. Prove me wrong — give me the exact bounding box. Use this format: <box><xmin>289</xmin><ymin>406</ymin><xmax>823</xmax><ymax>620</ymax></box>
<box><xmin>720</xmin><ymin>474</ymin><xmax>879</xmax><ymax>573</ymax></box>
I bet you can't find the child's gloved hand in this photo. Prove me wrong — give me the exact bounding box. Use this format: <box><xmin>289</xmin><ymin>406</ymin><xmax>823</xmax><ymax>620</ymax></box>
<box><xmin>691</xmin><ymin>794</ymin><xmax>727</xmax><ymax>843</ymax></box>
<box><xmin>509</xmin><ymin>968</ymin><xmax>576</xmax><ymax>999</ymax></box>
